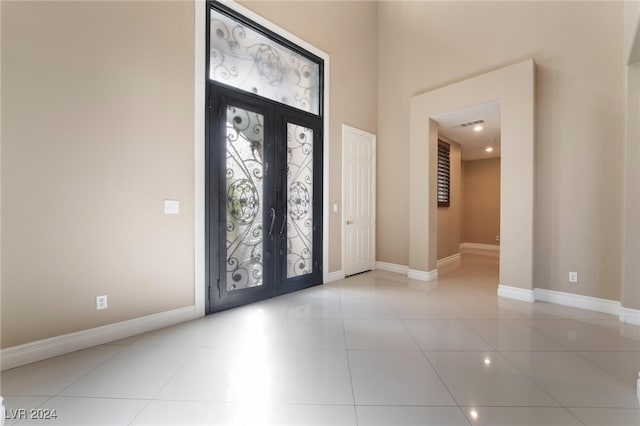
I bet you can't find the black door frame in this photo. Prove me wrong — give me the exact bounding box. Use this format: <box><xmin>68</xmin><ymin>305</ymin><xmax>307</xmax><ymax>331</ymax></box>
<box><xmin>206</xmin><ymin>84</ymin><xmax>323</xmax><ymax>314</ymax></box>
<box><xmin>205</xmin><ymin>2</ymin><xmax>324</xmax><ymax>314</ymax></box>
<box><xmin>207</xmin><ymin>86</ymin><xmax>277</xmax><ymax>312</ymax></box>
<box><xmin>274</xmin><ymin>108</ymin><xmax>324</xmax><ymax>296</ymax></box>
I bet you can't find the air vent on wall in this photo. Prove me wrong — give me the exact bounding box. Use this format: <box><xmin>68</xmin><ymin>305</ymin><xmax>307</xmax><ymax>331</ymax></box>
<box><xmin>457</xmin><ymin>119</ymin><xmax>485</xmax><ymax>128</ymax></box>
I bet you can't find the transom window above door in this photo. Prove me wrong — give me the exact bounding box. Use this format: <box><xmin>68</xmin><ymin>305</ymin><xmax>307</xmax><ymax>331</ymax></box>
<box><xmin>206</xmin><ymin>2</ymin><xmax>325</xmax><ymax>314</ymax></box>
<box><xmin>208</xmin><ymin>6</ymin><xmax>322</xmax><ymax>115</ymax></box>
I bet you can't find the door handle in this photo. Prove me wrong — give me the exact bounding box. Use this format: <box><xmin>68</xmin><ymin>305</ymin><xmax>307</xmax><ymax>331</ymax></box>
<box><xmin>268</xmin><ymin>208</ymin><xmax>276</xmax><ymax>240</ymax></box>
<box><xmin>279</xmin><ymin>212</ymin><xmax>287</xmax><ymax>237</ymax></box>
<box><xmin>346</xmin><ymin>220</ymin><xmax>354</xmax><ymax>225</ymax></box>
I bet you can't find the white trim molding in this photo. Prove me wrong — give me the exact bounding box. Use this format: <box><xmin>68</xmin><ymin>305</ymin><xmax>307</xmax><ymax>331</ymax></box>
<box><xmin>408</xmin><ymin>269</ymin><xmax>438</xmax><ymax>282</ymax></box>
<box><xmin>1</xmin><ymin>306</ymin><xmax>200</xmax><ymax>371</ymax></box>
<box><xmin>534</xmin><ymin>288</ymin><xmax>620</xmax><ymax>316</ymax></box>
<box><xmin>325</xmin><ymin>270</ymin><xmax>346</xmax><ymax>283</ymax></box>
<box><xmin>194</xmin><ymin>0</ymin><xmax>206</xmax><ymax>317</ymax></box>
<box><xmin>621</xmin><ymin>307</ymin><xmax>640</xmax><ymax>326</ymax></box>
<box><xmin>460</xmin><ymin>242</ymin><xmax>500</xmax><ymax>256</ymax></box>
<box><xmin>374</xmin><ymin>261</ymin><xmax>440</xmax><ymax>282</ymax></box>
<box><xmin>499</xmin><ymin>285</ymin><xmax>640</xmax><ymax>325</ymax></box>
<box><xmin>498</xmin><ymin>285</ymin><xmax>535</xmax><ymax>302</ymax></box>
<box><xmin>375</xmin><ymin>262</ymin><xmax>438</xmax><ymax>282</ymax></box>
<box><xmin>376</xmin><ymin>261</ymin><xmax>409</xmax><ymax>275</ymax></box>
<box><xmin>437</xmin><ymin>253</ymin><xmax>461</xmax><ymax>270</ymax></box>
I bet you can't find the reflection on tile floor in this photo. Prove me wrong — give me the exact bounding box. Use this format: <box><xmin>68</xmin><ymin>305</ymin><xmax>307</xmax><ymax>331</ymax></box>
<box><xmin>2</xmin><ymin>255</ymin><xmax>639</xmax><ymax>425</ymax></box>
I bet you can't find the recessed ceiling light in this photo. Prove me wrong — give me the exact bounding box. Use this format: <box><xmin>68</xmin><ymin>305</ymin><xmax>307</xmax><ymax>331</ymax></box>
<box><xmin>473</xmin><ymin>125</ymin><xmax>483</xmax><ymax>132</ymax></box>
<box><xmin>485</xmin><ymin>147</ymin><xmax>494</xmax><ymax>153</ymax></box>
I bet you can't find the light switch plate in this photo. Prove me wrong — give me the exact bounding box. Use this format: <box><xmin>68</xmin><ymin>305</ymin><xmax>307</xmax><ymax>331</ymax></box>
<box><xmin>164</xmin><ymin>200</ymin><xmax>180</xmax><ymax>214</ymax></box>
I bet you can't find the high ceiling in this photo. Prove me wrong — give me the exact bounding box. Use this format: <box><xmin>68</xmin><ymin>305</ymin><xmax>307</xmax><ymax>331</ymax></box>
<box><xmin>433</xmin><ymin>99</ymin><xmax>501</xmax><ymax>161</ymax></box>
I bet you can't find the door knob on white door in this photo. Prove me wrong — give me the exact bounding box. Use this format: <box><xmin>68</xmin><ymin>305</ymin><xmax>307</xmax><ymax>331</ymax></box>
<box><xmin>346</xmin><ymin>220</ymin><xmax>354</xmax><ymax>225</ymax></box>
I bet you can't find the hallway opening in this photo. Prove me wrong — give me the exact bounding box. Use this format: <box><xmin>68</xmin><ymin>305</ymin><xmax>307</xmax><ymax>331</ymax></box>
<box><xmin>433</xmin><ymin>100</ymin><xmax>501</xmax><ymax>282</ymax></box>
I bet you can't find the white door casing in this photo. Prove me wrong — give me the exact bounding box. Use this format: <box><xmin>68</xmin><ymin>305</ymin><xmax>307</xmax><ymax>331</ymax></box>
<box><xmin>342</xmin><ymin>125</ymin><xmax>376</xmax><ymax>276</ymax></box>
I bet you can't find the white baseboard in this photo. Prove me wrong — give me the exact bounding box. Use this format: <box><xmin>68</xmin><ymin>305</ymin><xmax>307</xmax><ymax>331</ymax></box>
<box><xmin>534</xmin><ymin>288</ymin><xmax>620</xmax><ymax>316</ymax></box>
<box><xmin>498</xmin><ymin>284</ymin><xmax>535</xmax><ymax>302</ymax></box>
<box><xmin>460</xmin><ymin>242</ymin><xmax>500</xmax><ymax>256</ymax></box>
<box><xmin>498</xmin><ymin>286</ymin><xmax>640</xmax><ymax>325</ymax></box>
<box><xmin>460</xmin><ymin>242</ymin><xmax>500</xmax><ymax>251</ymax></box>
<box><xmin>325</xmin><ymin>270</ymin><xmax>345</xmax><ymax>283</ymax></box>
<box><xmin>376</xmin><ymin>262</ymin><xmax>438</xmax><ymax>282</ymax></box>
<box><xmin>500</xmin><ymin>286</ymin><xmax>622</xmax><ymax>316</ymax></box>
<box><xmin>1</xmin><ymin>305</ymin><xmax>200</xmax><ymax>371</ymax></box>
<box><xmin>408</xmin><ymin>269</ymin><xmax>438</xmax><ymax>282</ymax></box>
<box><xmin>621</xmin><ymin>307</ymin><xmax>640</xmax><ymax>326</ymax></box>
<box><xmin>376</xmin><ymin>262</ymin><xmax>437</xmax><ymax>281</ymax></box>
<box><xmin>437</xmin><ymin>253</ymin><xmax>461</xmax><ymax>270</ymax></box>
<box><xmin>376</xmin><ymin>261</ymin><xmax>409</xmax><ymax>275</ymax></box>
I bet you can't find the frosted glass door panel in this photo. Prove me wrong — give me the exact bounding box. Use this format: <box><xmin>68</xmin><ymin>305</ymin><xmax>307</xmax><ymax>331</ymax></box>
<box><xmin>286</xmin><ymin>123</ymin><xmax>313</xmax><ymax>278</ymax></box>
<box><xmin>226</xmin><ymin>106</ymin><xmax>265</xmax><ymax>291</ymax></box>
<box><xmin>210</xmin><ymin>10</ymin><xmax>320</xmax><ymax>115</ymax></box>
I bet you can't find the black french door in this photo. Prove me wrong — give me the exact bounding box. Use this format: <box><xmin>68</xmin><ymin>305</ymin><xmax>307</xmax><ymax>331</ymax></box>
<box><xmin>206</xmin><ymin>84</ymin><xmax>322</xmax><ymax>313</ymax></box>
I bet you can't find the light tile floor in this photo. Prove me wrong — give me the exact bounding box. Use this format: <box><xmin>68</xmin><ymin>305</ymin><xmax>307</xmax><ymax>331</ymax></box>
<box><xmin>2</xmin><ymin>255</ymin><xmax>639</xmax><ymax>425</ymax></box>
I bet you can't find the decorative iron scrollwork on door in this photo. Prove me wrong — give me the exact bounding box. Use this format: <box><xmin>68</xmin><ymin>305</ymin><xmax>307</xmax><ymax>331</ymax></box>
<box><xmin>286</xmin><ymin>123</ymin><xmax>314</xmax><ymax>278</ymax></box>
<box><xmin>225</xmin><ymin>106</ymin><xmax>265</xmax><ymax>291</ymax></box>
<box><xmin>210</xmin><ymin>9</ymin><xmax>320</xmax><ymax>115</ymax></box>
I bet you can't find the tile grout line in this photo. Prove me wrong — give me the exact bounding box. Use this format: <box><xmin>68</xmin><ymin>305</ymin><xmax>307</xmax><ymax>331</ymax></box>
<box><xmin>494</xmin><ymin>349</ymin><xmax>575</xmax><ymax>411</ymax></box>
<box><xmin>52</xmin><ymin>344</ymin><xmax>127</xmax><ymax>398</ymax></box>
<box><xmin>399</xmin><ymin>317</ymin><xmax>462</xmax><ymax>411</ymax></box>
<box><xmin>417</xmin><ymin>348</ymin><xmax>472</xmax><ymax>425</ymax></box>
<box><xmin>127</xmin><ymin>398</ymin><xmax>154</xmax><ymax>426</ymax></box>
<box><xmin>338</xmin><ymin>282</ymin><xmax>360</xmax><ymax>425</ymax></box>
<box><xmin>513</xmin><ymin>317</ymin><xmax>640</xmax><ymax>389</ymax></box>
<box><xmin>570</xmin><ymin>350</ymin><xmax>640</xmax><ymax>391</ymax></box>
<box><xmin>453</xmin><ymin>290</ymin><xmax>639</xmax><ymax>407</ymax></box>
<box><xmin>148</xmin><ymin>346</ymin><xmax>200</xmax><ymax>402</ymax></box>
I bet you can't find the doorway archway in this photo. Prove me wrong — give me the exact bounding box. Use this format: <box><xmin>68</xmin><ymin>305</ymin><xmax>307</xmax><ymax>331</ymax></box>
<box><xmin>408</xmin><ymin>59</ymin><xmax>535</xmax><ymax>300</ymax></box>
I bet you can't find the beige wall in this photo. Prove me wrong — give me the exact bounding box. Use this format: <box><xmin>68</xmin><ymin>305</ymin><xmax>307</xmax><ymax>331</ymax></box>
<box><xmin>623</xmin><ymin>63</ymin><xmax>640</xmax><ymax>310</ymax></box>
<box><xmin>240</xmin><ymin>1</ymin><xmax>379</xmax><ymax>273</ymax></box>
<box><xmin>436</xmin><ymin>140</ymin><xmax>461</xmax><ymax>260</ymax></box>
<box><xmin>462</xmin><ymin>158</ymin><xmax>501</xmax><ymax>246</ymax></box>
<box><xmin>1</xmin><ymin>1</ymin><xmax>196</xmax><ymax>348</ymax></box>
<box><xmin>622</xmin><ymin>0</ymin><xmax>640</xmax><ymax>310</ymax></box>
<box><xmin>380</xmin><ymin>1</ymin><xmax>624</xmax><ymax>301</ymax></box>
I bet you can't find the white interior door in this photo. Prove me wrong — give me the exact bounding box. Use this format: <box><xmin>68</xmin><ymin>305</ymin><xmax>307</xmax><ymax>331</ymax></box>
<box><xmin>342</xmin><ymin>125</ymin><xmax>376</xmax><ymax>276</ymax></box>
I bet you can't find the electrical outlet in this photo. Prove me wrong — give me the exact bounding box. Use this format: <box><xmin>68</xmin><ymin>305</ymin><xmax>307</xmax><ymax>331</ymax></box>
<box><xmin>569</xmin><ymin>272</ymin><xmax>578</xmax><ymax>283</ymax></box>
<box><xmin>96</xmin><ymin>295</ymin><xmax>108</xmax><ymax>310</ymax></box>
